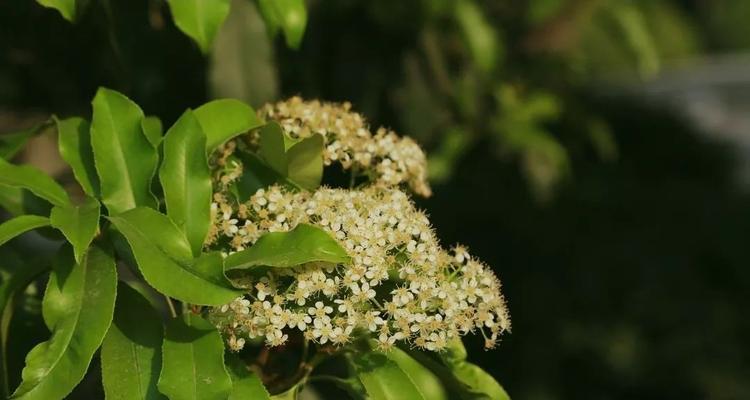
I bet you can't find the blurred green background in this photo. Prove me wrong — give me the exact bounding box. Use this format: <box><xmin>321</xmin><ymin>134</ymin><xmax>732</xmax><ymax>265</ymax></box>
<box><xmin>3</xmin><ymin>0</ymin><xmax>750</xmax><ymax>398</ymax></box>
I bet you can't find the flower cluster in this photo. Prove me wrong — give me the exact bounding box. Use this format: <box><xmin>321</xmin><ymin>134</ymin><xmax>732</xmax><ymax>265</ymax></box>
<box><xmin>207</xmin><ymin>185</ymin><xmax>510</xmax><ymax>352</ymax></box>
<box><xmin>256</xmin><ymin>97</ymin><xmax>432</xmax><ymax>197</ymax></box>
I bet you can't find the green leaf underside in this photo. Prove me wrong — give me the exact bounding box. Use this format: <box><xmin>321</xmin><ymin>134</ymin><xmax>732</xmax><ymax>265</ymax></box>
<box><xmin>11</xmin><ymin>244</ymin><xmax>117</xmax><ymax>400</ymax></box>
<box><xmin>226</xmin><ymin>354</ymin><xmax>271</xmax><ymax>400</ymax></box>
<box><xmin>259</xmin><ymin>122</ymin><xmax>288</xmax><ymax>176</ymax></box>
<box><xmin>142</xmin><ymin>116</ymin><xmax>164</xmax><ymax>148</ymax></box>
<box><xmin>451</xmin><ymin>363</ymin><xmax>510</xmax><ymax>400</ymax></box>
<box><xmin>194</xmin><ymin>99</ymin><xmax>263</xmax><ymax>152</ymax></box>
<box><xmin>91</xmin><ymin>88</ymin><xmax>158</xmax><ymax>215</ymax></box>
<box><xmin>101</xmin><ymin>282</ymin><xmax>166</xmax><ymax>400</ymax></box>
<box><xmin>440</xmin><ymin>339</ymin><xmax>509</xmax><ymax>399</ymax></box>
<box><xmin>0</xmin><ymin>158</ymin><xmax>70</xmax><ymax>207</ymax></box>
<box><xmin>0</xmin><ymin>215</ymin><xmax>50</xmax><ymax>247</ymax></box>
<box><xmin>159</xmin><ymin>110</ymin><xmax>212</xmax><ymax>256</ymax></box>
<box><xmin>224</xmin><ymin>223</ymin><xmax>350</xmax><ymax>271</ymax></box>
<box><xmin>286</xmin><ymin>134</ymin><xmax>324</xmax><ymax>190</ymax></box>
<box><xmin>107</xmin><ymin>207</ymin><xmax>240</xmax><ymax>305</ymax></box>
<box><xmin>36</xmin><ymin>0</ymin><xmax>76</xmax><ymax>22</ymax></box>
<box><xmin>350</xmin><ymin>352</ymin><xmax>426</xmax><ymax>400</ymax></box>
<box><xmin>257</xmin><ymin>0</ymin><xmax>307</xmax><ymax>49</ymax></box>
<box><xmin>405</xmin><ymin>339</ymin><xmax>511</xmax><ymax>400</ymax></box>
<box><xmin>56</xmin><ymin>116</ymin><xmax>99</xmax><ymax>196</ymax></box>
<box><xmin>253</xmin><ymin>122</ymin><xmax>324</xmax><ymax>191</ymax></box>
<box><xmin>0</xmin><ymin>184</ymin><xmax>52</xmax><ymax>217</ymax></box>
<box><xmin>231</xmin><ymin>152</ymin><xmax>284</xmax><ymax>201</ymax></box>
<box><xmin>383</xmin><ymin>346</ymin><xmax>448</xmax><ymax>400</ymax></box>
<box><xmin>158</xmin><ymin>314</ymin><xmax>232</xmax><ymax>400</ymax></box>
<box><xmin>167</xmin><ymin>0</ymin><xmax>231</xmax><ymax>53</ymax></box>
<box><xmin>49</xmin><ymin>197</ymin><xmax>100</xmax><ymax>264</ymax></box>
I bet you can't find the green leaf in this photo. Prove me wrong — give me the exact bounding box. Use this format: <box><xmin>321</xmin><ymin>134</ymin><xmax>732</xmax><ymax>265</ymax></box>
<box><xmin>101</xmin><ymin>282</ymin><xmax>166</xmax><ymax>400</ymax></box>
<box><xmin>455</xmin><ymin>0</ymin><xmax>501</xmax><ymax>73</ymax></box>
<box><xmin>258</xmin><ymin>122</ymin><xmax>288</xmax><ymax>176</ymax></box>
<box><xmin>167</xmin><ymin>0</ymin><xmax>231</xmax><ymax>53</ymax></box>
<box><xmin>231</xmin><ymin>152</ymin><xmax>285</xmax><ymax>201</ymax></box>
<box><xmin>0</xmin><ymin>121</ymin><xmax>49</xmax><ymax>160</ymax></box>
<box><xmin>441</xmin><ymin>337</ymin><xmax>468</xmax><ymax>366</ymax></box>
<box><xmin>226</xmin><ymin>354</ymin><xmax>271</xmax><ymax>400</ymax></box>
<box><xmin>0</xmin><ymin>215</ymin><xmax>49</xmax><ymax>247</ymax></box>
<box><xmin>0</xmin><ymin>185</ymin><xmax>52</xmax><ymax>217</ymax></box>
<box><xmin>159</xmin><ymin>110</ymin><xmax>212</xmax><ymax>256</ymax></box>
<box><xmin>253</xmin><ymin>122</ymin><xmax>324</xmax><ymax>190</ymax></box>
<box><xmin>286</xmin><ymin>134</ymin><xmax>324</xmax><ymax>190</ymax></box>
<box><xmin>350</xmin><ymin>351</ymin><xmax>425</xmax><ymax>400</ymax></box>
<box><xmin>36</xmin><ymin>0</ymin><xmax>77</xmax><ymax>22</ymax></box>
<box><xmin>0</xmin><ymin>246</ymin><xmax>50</xmax><ymax>397</ymax></box>
<box><xmin>91</xmin><ymin>87</ymin><xmax>158</xmax><ymax>215</ymax></box>
<box><xmin>383</xmin><ymin>346</ymin><xmax>448</xmax><ymax>400</ymax></box>
<box><xmin>225</xmin><ymin>224</ymin><xmax>350</xmax><ymax>271</ymax></box>
<box><xmin>142</xmin><ymin>116</ymin><xmax>164</xmax><ymax>148</ymax></box>
<box><xmin>405</xmin><ymin>340</ymin><xmax>510</xmax><ymax>400</ymax></box>
<box><xmin>270</xmin><ymin>386</ymin><xmax>299</xmax><ymax>400</ymax></box>
<box><xmin>107</xmin><ymin>207</ymin><xmax>241</xmax><ymax>305</ymax></box>
<box><xmin>49</xmin><ymin>197</ymin><xmax>100</xmax><ymax>265</ymax></box>
<box><xmin>0</xmin><ymin>158</ymin><xmax>70</xmax><ymax>207</ymax></box>
<box><xmin>257</xmin><ymin>0</ymin><xmax>307</xmax><ymax>49</ymax></box>
<box><xmin>11</xmin><ymin>244</ymin><xmax>117</xmax><ymax>400</ymax></box>
<box><xmin>194</xmin><ymin>99</ymin><xmax>263</xmax><ymax>152</ymax></box>
<box><xmin>451</xmin><ymin>362</ymin><xmax>509</xmax><ymax>400</ymax></box>
<box><xmin>158</xmin><ymin>314</ymin><xmax>232</xmax><ymax>400</ymax></box>
<box><xmin>55</xmin><ymin>116</ymin><xmax>99</xmax><ymax>197</ymax></box>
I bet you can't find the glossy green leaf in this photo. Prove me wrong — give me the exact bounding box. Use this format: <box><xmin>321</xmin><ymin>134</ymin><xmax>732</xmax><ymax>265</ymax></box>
<box><xmin>350</xmin><ymin>351</ymin><xmax>425</xmax><ymax>400</ymax></box>
<box><xmin>158</xmin><ymin>314</ymin><xmax>232</xmax><ymax>400</ymax></box>
<box><xmin>226</xmin><ymin>354</ymin><xmax>271</xmax><ymax>400</ymax></box>
<box><xmin>55</xmin><ymin>116</ymin><xmax>99</xmax><ymax>196</ymax></box>
<box><xmin>49</xmin><ymin>197</ymin><xmax>100</xmax><ymax>265</ymax></box>
<box><xmin>159</xmin><ymin>110</ymin><xmax>211</xmax><ymax>255</ymax></box>
<box><xmin>0</xmin><ymin>158</ymin><xmax>70</xmax><ymax>207</ymax></box>
<box><xmin>384</xmin><ymin>346</ymin><xmax>448</xmax><ymax>400</ymax></box>
<box><xmin>36</xmin><ymin>0</ymin><xmax>77</xmax><ymax>22</ymax></box>
<box><xmin>101</xmin><ymin>282</ymin><xmax>166</xmax><ymax>400</ymax></box>
<box><xmin>142</xmin><ymin>116</ymin><xmax>164</xmax><ymax>148</ymax></box>
<box><xmin>167</xmin><ymin>0</ymin><xmax>231</xmax><ymax>53</ymax></box>
<box><xmin>91</xmin><ymin>87</ymin><xmax>158</xmax><ymax>215</ymax></box>
<box><xmin>225</xmin><ymin>223</ymin><xmax>350</xmax><ymax>271</ymax></box>
<box><xmin>107</xmin><ymin>207</ymin><xmax>241</xmax><ymax>305</ymax></box>
<box><xmin>11</xmin><ymin>244</ymin><xmax>117</xmax><ymax>400</ymax></box>
<box><xmin>0</xmin><ymin>215</ymin><xmax>49</xmax><ymax>247</ymax></box>
<box><xmin>194</xmin><ymin>99</ymin><xmax>263</xmax><ymax>152</ymax></box>
<box><xmin>257</xmin><ymin>0</ymin><xmax>307</xmax><ymax>49</ymax></box>
<box><xmin>286</xmin><ymin>134</ymin><xmax>324</xmax><ymax>190</ymax></box>
<box><xmin>259</xmin><ymin>122</ymin><xmax>288</xmax><ymax>175</ymax></box>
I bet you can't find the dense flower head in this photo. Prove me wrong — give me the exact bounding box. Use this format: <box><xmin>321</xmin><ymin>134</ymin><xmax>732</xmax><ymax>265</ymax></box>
<box><xmin>207</xmin><ymin>185</ymin><xmax>510</xmax><ymax>352</ymax></box>
<box><xmin>257</xmin><ymin>96</ymin><xmax>432</xmax><ymax>197</ymax></box>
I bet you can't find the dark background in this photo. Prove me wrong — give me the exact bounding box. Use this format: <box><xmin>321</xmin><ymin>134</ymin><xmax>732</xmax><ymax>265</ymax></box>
<box><xmin>2</xmin><ymin>0</ymin><xmax>750</xmax><ymax>398</ymax></box>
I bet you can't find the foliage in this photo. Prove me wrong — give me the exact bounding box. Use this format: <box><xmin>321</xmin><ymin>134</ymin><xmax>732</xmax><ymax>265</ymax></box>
<box><xmin>0</xmin><ymin>89</ymin><xmax>509</xmax><ymax>399</ymax></box>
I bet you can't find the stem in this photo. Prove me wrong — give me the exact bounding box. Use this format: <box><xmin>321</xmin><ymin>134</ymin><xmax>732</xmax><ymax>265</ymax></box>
<box><xmin>164</xmin><ymin>296</ymin><xmax>177</xmax><ymax>318</ymax></box>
